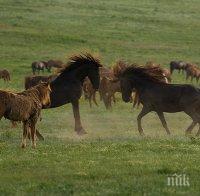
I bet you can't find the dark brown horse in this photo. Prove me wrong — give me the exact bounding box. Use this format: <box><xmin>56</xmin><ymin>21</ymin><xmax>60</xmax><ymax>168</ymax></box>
<box><xmin>45</xmin><ymin>53</ymin><xmax>102</xmax><ymax>135</ymax></box>
<box><xmin>47</xmin><ymin>60</ymin><xmax>63</xmax><ymax>68</ymax></box>
<box><xmin>117</xmin><ymin>65</ymin><xmax>200</xmax><ymax>136</ymax></box>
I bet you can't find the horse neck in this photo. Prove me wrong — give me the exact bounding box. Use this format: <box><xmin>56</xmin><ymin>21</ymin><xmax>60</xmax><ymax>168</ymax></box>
<box><xmin>131</xmin><ymin>78</ymin><xmax>157</xmax><ymax>92</ymax></box>
<box><xmin>55</xmin><ymin>64</ymin><xmax>89</xmax><ymax>84</ymax></box>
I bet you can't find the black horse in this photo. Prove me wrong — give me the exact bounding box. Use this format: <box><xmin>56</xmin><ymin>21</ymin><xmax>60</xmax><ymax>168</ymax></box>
<box><xmin>117</xmin><ymin>65</ymin><xmax>200</xmax><ymax>136</ymax></box>
<box><xmin>45</xmin><ymin>53</ymin><xmax>102</xmax><ymax>135</ymax></box>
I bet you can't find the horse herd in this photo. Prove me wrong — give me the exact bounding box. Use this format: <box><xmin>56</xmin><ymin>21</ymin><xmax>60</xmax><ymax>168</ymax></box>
<box><xmin>1</xmin><ymin>53</ymin><xmax>200</xmax><ymax>148</ymax></box>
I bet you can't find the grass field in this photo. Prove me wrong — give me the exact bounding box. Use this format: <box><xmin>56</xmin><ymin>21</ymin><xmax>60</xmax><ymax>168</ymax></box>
<box><xmin>0</xmin><ymin>0</ymin><xmax>200</xmax><ymax>195</ymax></box>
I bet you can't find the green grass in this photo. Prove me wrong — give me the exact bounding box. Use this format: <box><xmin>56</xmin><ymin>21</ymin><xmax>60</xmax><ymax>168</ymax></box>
<box><xmin>0</xmin><ymin>0</ymin><xmax>200</xmax><ymax>195</ymax></box>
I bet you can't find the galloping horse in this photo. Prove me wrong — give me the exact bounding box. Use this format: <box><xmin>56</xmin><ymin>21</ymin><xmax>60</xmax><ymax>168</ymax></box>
<box><xmin>116</xmin><ymin>65</ymin><xmax>200</xmax><ymax>136</ymax></box>
<box><xmin>45</xmin><ymin>53</ymin><xmax>102</xmax><ymax>135</ymax></box>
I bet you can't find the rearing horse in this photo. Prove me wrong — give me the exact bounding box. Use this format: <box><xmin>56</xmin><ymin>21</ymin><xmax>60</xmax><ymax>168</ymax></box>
<box><xmin>45</xmin><ymin>53</ymin><xmax>102</xmax><ymax>135</ymax></box>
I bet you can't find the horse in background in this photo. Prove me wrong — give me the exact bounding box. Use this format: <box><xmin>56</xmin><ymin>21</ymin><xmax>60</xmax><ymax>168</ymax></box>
<box><xmin>115</xmin><ymin>65</ymin><xmax>200</xmax><ymax>136</ymax></box>
<box><xmin>98</xmin><ymin>61</ymin><xmax>128</xmax><ymax>109</ymax></box>
<box><xmin>0</xmin><ymin>69</ymin><xmax>10</xmax><ymax>82</ymax></box>
<box><xmin>31</xmin><ymin>61</ymin><xmax>49</xmax><ymax>75</ymax></box>
<box><xmin>0</xmin><ymin>82</ymin><xmax>51</xmax><ymax>148</ymax></box>
<box><xmin>25</xmin><ymin>75</ymin><xmax>57</xmax><ymax>90</ymax></box>
<box><xmin>146</xmin><ymin>61</ymin><xmax>171</xmax><ymax>83</ymax></box>
<box><xmin>170</xmin><ymin>61</ymin><xmax>187</xmax><ymax>74</ymax></box>
<box><xmin>83</xmin><ymin>77</ymin><xmax>98</xmax><ymax>108</ymax></box>
<box><xmin>46</xmin><ymin>53</ymin><xmax>102</xmax><ymax>135</ymax></box>
<box><xmin>185</xmin><ymin>63</ymin><xmax>200</xmax><ymax>83</ymax></box>
<box><xmin>47</xmin><ymin>60</ymin><xmax>63</xmax><ymax>69</ymax></box>
<box><xmin>82</xmin><ymin>66</ymin><xmax>116</xmax><ymax>109</ymax></box>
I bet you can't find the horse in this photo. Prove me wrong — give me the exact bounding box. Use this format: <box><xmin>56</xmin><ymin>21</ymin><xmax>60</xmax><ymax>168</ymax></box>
<box><xmin>146</xmin><ymin>61</ymin><xmax>171</xmax><ymax>83</ymax></box>
<box><xmin>82</xmin><ymin>66</ymin><xmax>115</xmax><ymax>109</ymax></box>
<box><xmin>185</xmin><ymin>63</ymin><xmax>198</xmax><ymax>82</ymax></box>
<box><xmin>0</xmin><ymin>69</ymin><xmax>10</xmax><ymax>82</ymax></box>
<box><xmin>99</xmin><ymin>76</ymin><xmax>121</xmax><ymax>109</ymax></box>
<box><xmin>44</xmin><ymin>53</ymin><xmax>102</xmax><ymax>135</ymax></box>
<box><xmin>170</xmin><ymin>61</ymin><xmax>187</xmax><ymax>74</ymax></box>
<box><xmin>116</xmin><ymin>65</ymin><xmax>200</xmax><ymax>136</ymax></box>
<box><xmin>83</xmin><ymin>77</ymin><xmax>98</xmax><ymax>108</ymax></box>
<box><xmin>47</xmin><ymin>59</ymin><xmax>63</xmax><ymax>68</ymax></box>
<box><xmin>0</xmin><ymin>82</ymin><xmax>51</xmax><ymax>148</ymax></box>
<box><xmin>31</xmin><ymin>61</ymin><xmax>49</xmax><ymax>75</ymax></box>
<box><xmin>25</xmin><ymin>75</ymin><xmax>57</xmax><ymax>90</ymax></box>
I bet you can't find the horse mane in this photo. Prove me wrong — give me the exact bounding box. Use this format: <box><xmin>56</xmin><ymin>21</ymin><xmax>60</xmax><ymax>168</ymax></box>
<box><xmin>112</xmin><ymin>60</ymin><xmax>130</xmax><ymax>78</ymax></box>
<box><xmin>121</xmin><ymin>65</ymin><xmax>166</xmax><ymax>84</ymax></box>
<box><xmin>58</xmin><ymin>53</ymin><xmax>102</xmax><ymax>74</ymax></box>
<box><xmin>20</xmin><ymin>83</ymin><xmax>50</xmax><ymax>102</ymax></box>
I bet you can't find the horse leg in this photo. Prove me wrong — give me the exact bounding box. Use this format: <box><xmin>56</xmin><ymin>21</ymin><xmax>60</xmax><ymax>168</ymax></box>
<box><xmin>92</xmin><ymin>92</ymin><xmax>98</xmax><ymax>106</ymax></box>
<box><xmin>196</xmin><ymin>123</ymin><xmax>200</xmax><ymax>136</ymax></box>
<box><xmin>11</xmin><ymin>121</ymin><xmax>17</xmax><ymax>128</ymax></box>
<box><xmin>30</xmin><ymin>121</ymin><xmax>37</xmax><ymax>148</ymax></box>
<box><xmin>21</xmin><ymin>121</ymin><xmax>29</xmax><ymax>148</ymax></box>
<box><xmin>72</xmin><ymin>100</ymin><xmax>86</xmax><ymax>135</ymax></box>
<box><xmin>137</xmin><ymin>107</ymin><xmax>150</xmax><ymax>136</ymax></box>
<box><xmin>185</xmin><ymin>121</ymin><xmax>197</xmax><ymax>135</ymax></box>
<box><xmin>89</xmin><ymin>94</ymin><xmax>92</xmax><ymax>108</ymax></box>
<box><xmin>156</xmin><ymin>111</ymin><xmax>171</xmax><ymax>135</ymax></box>
<box><xmin>36</xmin><ymin>129</ymin><xmax>44</xmax><ymax>140</ymax></box>
<box><xmin>112</xmin><ymin>93</ymin><xmax>116</xmax><ymax>103</ymax></box>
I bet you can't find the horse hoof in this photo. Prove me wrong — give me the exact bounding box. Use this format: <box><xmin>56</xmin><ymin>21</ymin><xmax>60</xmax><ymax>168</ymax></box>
<box><xmin>21</xmin><ymin>143</ymin><xmax>26</xmax><ymax>148</ymax></box>
<box><xmin>140</xmin><ymin>133</ymin><xmax>145</xmax><ymax>137</ymax></box>
<box><xmin>76</xmin><ymin>129</ymin><xmax>87</xmax><ymax>135</ymax></box>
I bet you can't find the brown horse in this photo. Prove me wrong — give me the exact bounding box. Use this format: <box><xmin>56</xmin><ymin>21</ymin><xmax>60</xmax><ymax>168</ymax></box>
<box><xmin>25</xmin><ymin>75</ymin><xmax>57</xmax><ymax>90</ymax></box>
<box><xmin>117</xmin><ymin>65</ymin><xmax>200</xmax><ymax>136</ymax></box>
<box><xmin>83</xmin><ymin>77</ymin><xmax>98</xmax><ymax>108</ymax></box>
<box><xmin>0</xmin><ymin>82</ymin><xmax>51</xmax><ymax>148</ymax></box>
<box><xmin>185</xmin><ymin>63</ymin><xmax>200</xmax><ymax>82</ymax></box>
<box><xmin>47</xmin><ymin>60</ymin><xmax>63</xmax><ymax>68</ymax></box>
<box><xmin>0</xmin><ymin>69</ymin><xmax>10</xmax><ymax>82</ymax></box>
<box><xmin>146</xmin><ymin>61</ymin><xmax>171</xmax><ymax>83</ymax></box>
<box><xmin>98</xmin><ymin>61</ymin><xmax>128</xmax><ymax>109</ymax></box>
<box><xmin>82</xmin><ymin>66</ymin><xmax>115</xmax><ymax>108</ymax></box>
<box><xmin>99</xmin><ymin>76</ymin><xmax>121</xmax><ymax>109</ymax></box>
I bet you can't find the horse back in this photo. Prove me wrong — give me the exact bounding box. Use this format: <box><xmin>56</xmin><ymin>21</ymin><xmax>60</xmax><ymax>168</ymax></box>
<box><xmin>140</xmin><ymin>84</ymin><xmax>199</xmax><ymax>112</ymax></box>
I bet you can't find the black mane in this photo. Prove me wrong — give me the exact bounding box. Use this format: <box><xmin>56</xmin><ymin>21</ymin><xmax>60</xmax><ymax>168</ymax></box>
<box><xmin>121</xmin><ymin>65</ymin><xmax>166</xmax><ymax>84</ymax></box>
<box><xmin>58</xmin><ymin>53</ymin><xmax>102</xmax><ymax>74</ymax></box>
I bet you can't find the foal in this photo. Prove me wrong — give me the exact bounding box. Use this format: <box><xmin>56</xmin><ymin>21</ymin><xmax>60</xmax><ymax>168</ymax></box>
<box><xmin>0</xmin><ymin>82</ymin><xmax>51</xmax><ymax>148</ymax></box>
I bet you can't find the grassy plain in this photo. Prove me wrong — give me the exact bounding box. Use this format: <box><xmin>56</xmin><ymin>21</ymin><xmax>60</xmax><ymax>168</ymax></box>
<box><xmin>0</xmin><ymin>0</ymin><xmax>200</xmax><ymax>195</ymax></box>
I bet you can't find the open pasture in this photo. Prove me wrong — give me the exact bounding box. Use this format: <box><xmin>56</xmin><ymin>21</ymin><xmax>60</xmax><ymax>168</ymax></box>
<box><xmin>0</xmin><ymin>0</ymin><xmax>200</xmax><ymax>195</ymax></box>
